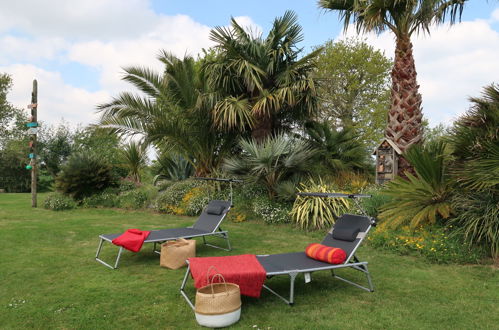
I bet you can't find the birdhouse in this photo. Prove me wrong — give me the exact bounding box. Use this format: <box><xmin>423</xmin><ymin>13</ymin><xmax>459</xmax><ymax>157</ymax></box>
<box><xmin>373</xmin><ymin>139</ymin><xmax>402</xmax><ymax>185</ymax></box>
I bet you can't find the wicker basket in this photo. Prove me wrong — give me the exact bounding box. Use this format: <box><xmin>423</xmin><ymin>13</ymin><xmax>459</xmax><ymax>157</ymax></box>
<box><xmin>194</xmin><ymin>270</ymin><xmax>241</xmax><ymax>327</ymax></box>
<box><xmin>160</xmin><ymin>238</ymin><xmax>195</xmax><ymax>269</ymax></box>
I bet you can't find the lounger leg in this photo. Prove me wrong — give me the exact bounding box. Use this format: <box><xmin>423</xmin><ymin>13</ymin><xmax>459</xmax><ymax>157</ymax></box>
<box><xmin>180</xmin><ymin>264</ymin><xmax>195</xmax><ymax>310</ymax></box>
<box><xmin>95</xmin><ymin>238</ymin><xmax>123</xmax><ymax>270</ymax></box>
<box><xmin>262</xmin><ymin>272</ymin><xmax>298</xmax><ymax>305</ymax></box>
<box><xmin>202</xmin><ymin>231</ymin><xmax>232</xmax><ymax>251</ymax></box>
<box><xmin>333</xmin><ymin>262</ymin><xmax>374</xmax><ymax>292</ymax></box>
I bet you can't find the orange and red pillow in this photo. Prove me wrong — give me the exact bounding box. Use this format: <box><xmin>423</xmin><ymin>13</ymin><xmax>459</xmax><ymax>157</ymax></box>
<box><xmin>305</xmin><ymin>243</ymin><xmax>346</xmax><ymax>265</ymax></box>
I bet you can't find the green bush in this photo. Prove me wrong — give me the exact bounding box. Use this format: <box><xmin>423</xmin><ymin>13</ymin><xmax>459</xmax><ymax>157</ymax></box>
<box><xmin>55</xmin><ymin>152</ymin><xmax>117</xmax><ymax>200</ymax></box>
<box><xmin>117</xmin><ymin>189</ymin><xmax>149</xmax><ymax>209</ymax></box>
<box><xmin>43</xmin><ymin>193</ymin><xmax>77</xmax><ymax>211</ymax></box>
<box><xmin>154</xmin><ymin>179</ymin><xmax>203</xmax><ymax>214</ymax></box>
<box><xmin>81</xmin><ymin>190</ymin><xmax>118</xmax><ymax>208</ymax></box>
<box><xmin>290</xmin><ymin>178</ymin><xmax>350</xmax><ymax>230</ymax></box>
<box><xmin>368</xmin><ymin>225</ymin><xmax>486</xmax><ymax>264</ymax></box>
<box><xmin>183</xmin><ymin>185</ymin><xmax>213</xmax><ymax>216</ymax></box>
<box><xmin>118</xmin><ymin>179</ymin><xmax>137</xmax><ymax>192</ymax></box>
<box><xmin>252</xmin><ymin>196</ymin><xmax>292</xmax><ymax>224</ymax></box>
<box><xmin>360</xmin><ymin>185</ymin><xmax>393</xmax><ymax>218</ymax></box>
<box><xmin>450</xmin><ymin>192</ymin><xmax>499</xmax><ymax>258</ymax></box>
<box><xmin>378</xmin><ymin>141</ymin><xmax>453</xmax><ymax>229</ymax></box>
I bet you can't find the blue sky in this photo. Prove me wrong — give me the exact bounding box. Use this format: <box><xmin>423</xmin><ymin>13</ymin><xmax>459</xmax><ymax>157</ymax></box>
<box><xmin>0</xmin><ymin>0</ymin><xmax>498</xmax><ymax>127</ymax></box>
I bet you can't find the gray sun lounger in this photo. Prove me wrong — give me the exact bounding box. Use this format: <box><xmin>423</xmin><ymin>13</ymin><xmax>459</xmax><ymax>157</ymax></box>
<box><xmin>180</xmin><ymin>193</ymin><xmax>375</xmax><ymax>306</ymax></box>
<box><xmin>95</xmin><ymin>200</ymin><xmax>232</xmax><ymax>269</ymax></box>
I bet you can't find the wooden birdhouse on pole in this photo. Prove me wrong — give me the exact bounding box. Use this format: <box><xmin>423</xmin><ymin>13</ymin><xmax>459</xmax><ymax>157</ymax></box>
<box><xmin>373</xmin><ymin>138</ymin><xmax>402</xmax><ymax>185</ymax></box>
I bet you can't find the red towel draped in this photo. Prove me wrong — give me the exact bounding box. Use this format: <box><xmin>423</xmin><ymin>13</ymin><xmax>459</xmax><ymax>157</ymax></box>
<box><xmin>189</xmin><ymin>254</ymin><xmax>267</xmax><ymax>298</ymax></box>
<box><xmin>112</xmin><ymin>229</ymin><xmax>150</xmax><ymax>252</ymax></box>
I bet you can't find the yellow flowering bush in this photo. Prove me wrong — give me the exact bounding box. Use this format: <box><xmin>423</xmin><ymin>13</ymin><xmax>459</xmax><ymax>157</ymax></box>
<box><xmin>369</xmin><ymin>225</ymin><xmax>486</xmax><ymax>264</ymax></box>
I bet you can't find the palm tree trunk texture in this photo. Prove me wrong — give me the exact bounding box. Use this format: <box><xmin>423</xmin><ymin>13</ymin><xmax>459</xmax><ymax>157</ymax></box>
<box><xmin>251</xmin><ymin>113</ymin><xmax>272</xmax><ymax>142</ymax></box>
<box><xmin>386</xmin><ymin>35</ymin><xmax>423</xmax><ymax>175</ymax></box>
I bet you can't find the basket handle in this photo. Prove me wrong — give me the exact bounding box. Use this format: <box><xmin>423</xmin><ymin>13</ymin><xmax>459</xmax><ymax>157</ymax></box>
<box><xmin>205</xmin><ymin>265</ymin><xmax>219</xmax><ymax>284</ymax></box>
<box><xmin>205</xmin><ymin>266</ymin><xmax>229</xmax><ymax>297</ymax></box>
<box><xmin>209</xmin><ymin>273</ymin><xmax>229</xmax><ymax>297</ymax></box>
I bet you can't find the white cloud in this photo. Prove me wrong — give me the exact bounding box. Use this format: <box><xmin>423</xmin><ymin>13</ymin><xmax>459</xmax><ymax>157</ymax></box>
<box><xmin>492</xmin><ymin>8</ymin><xmax>499</xmax><ymax>22</ymax></box>
<box><xmin>0</xmin><ymin>0</ymin><xmax>158</xmax><ymax>40</ymax></box>
<box><xmin>338</xmin><ymin>18</ymin><xmax>499</xmax><ymax>127</ymax></box>
<box><xmin>1</xmin><ymin>64</ymin><xmax>109</xmax><ymax>126</ymax></box>
<box><xmin>0</xmin><ymin>36</ymin><xmax>67</xmax><ymax>64</ymax></box>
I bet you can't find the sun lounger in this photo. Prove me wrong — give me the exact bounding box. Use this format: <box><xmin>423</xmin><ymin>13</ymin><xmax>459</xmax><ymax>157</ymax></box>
<box><xmin>95</xmin><ymin>200</ymin><xmax>232</xmax><ymax>269</ymax></box>
<box><xmin>180</xmin><ymin>193</ymin><xmax>375</xmax><ymax>305</ymax></box>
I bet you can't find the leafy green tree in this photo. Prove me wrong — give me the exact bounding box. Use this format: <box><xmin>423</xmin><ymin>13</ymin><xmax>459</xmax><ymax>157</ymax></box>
<box><xmin>0</xmin><ymin>73</ymin><xmax>30</xmax><ymax>192</ymax></box>
<box><xmin>223</xmin><ymin>134</ymin><xmax>315</xmax><ymax>198</ymax></box>
<box><xmin>98</xmin><ymin>52</ymin><xmax>236</xmax><ymax>176</ymax></box>
<box><xmin>319</xmin><ymin>0</ymin><xmax>467</xmax><ymax>173</ymax></box>
<box><xmin>120</xmin><ymin>141</ymin><xmax>148</xmax><ymax>184</ymax></box>
<box><xmin>38</xmin><ymin>123</ymin><xmax>73</xmax><ymax>177</ymax></box>
<box><xmin>72</xmin><ymin>126</ymin><xmax>127</xmax><ymax>178</ymax></box>
<box><xmin>205</xmin><ymin>11</ymin><xmax>321</xmax><ymax>141</ymax></box>
<box><xmin>315</xmin><ymin>38</ymin><xmax>392</xmax><ymax>151</ymax></box>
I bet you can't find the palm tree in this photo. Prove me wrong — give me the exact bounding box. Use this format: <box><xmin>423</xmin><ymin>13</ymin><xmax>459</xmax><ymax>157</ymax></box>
<box><xmin>319</xmin><ymin>0</ymin><xmax>467</xmax><ymax>173</ymax></box>
<box><xmin>223</xmin><ymin>134</ymin><xmax>315</xmax><ymax>198</ymax></box>
<box><xmin>205</xmin><ymin>11</ymin><xmax>321</xmax><ymax>142</ymax></box>
<box><xmin>305</xmin><ymin>121</ymin><xmax>369</xmax><ymax>173</ymax></box>
<box><xmin>120</xmin><ymin>141</ymin><xmax>148</xmax><ymax>184</ymax></box>
<box><xmin>97</xmin><ymin>51</ymin><xmax>236</xmax><ymax>176</ymax></box>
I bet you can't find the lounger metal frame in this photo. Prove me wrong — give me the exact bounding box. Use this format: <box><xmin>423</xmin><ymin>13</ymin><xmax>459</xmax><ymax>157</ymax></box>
<box><xmin>258</xmin><ymin>222</ymin><xmax>374</xmax><ymax>305</ymax></box>
<box><xmin>95</xmin><ymin>203</ymin><xmax>232</xmax><ymax>270</ymax></box>
<box><xmin>179</xmin><ymin>192</ymin><xmax>375</xmax><ymax>306</ymax></box>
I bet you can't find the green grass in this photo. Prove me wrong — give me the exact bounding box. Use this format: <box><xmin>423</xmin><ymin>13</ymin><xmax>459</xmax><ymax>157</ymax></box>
<box><xmin>1</xmin><ymin>193</ymin><xmax>498</xmax><ymax>329</ymax></box>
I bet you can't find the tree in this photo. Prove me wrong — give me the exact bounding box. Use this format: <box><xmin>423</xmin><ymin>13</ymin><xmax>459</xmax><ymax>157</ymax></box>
<box><xmin>448</xmin><ymin>84</ymin><xmax>499</xmax><ymax>258</ymax></box>
<box><xmin>0</xmin><ymin>73</ymin><xmax>30</xmax><ymax>192</ymax></box>
<box><xmin>314</xmin><ymin>38</ymin><xmax>392</xmax><ymax>152</ymax></box>
<box><xmin>305</xmin><ymin>121</ymin><xmax>369</xmax><ymax>173</ymax></box>
<box><xmin>38</xmin><ymin>123</ymin><xmax>73</xmax><ymax>177</ymax></box>
<box><xmin>98</xmin><ymin>52</ymin><xmax>236</xmax><ymax>176</ymax></box>
<box><xmin>223</xmin><ymin>134</ymin><xmax>315</xmax><ymax>198</ymax></box>
<box><xmin>205</xmin><ymin>11</ymin><xmax>321</xmax><ymax>141</ymax></box>
<box><xmin>120</xmin><ymin>141</ymin><xmax>148</xmax><ymax>184</ymax></box>
<box><xmin>319</xmin><ymin>0</ymin><xmax>467</xmax><ymax>173</ymax></box>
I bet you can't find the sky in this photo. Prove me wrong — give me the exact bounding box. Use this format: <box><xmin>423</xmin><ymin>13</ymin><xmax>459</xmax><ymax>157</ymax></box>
<box><xmin>1</xmin><ymin>0</ymin><xmax>498</xmax><ymax>129</ymax></box>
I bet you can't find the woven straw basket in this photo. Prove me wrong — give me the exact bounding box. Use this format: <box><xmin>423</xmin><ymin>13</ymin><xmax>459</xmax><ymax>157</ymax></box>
<box><xmin>160</xmin><ymin>238</ymin><xmax>195</xmax><ymax>269</ymax></box>
<box><xmin>195</xmin><ymin>270</ymin><xmax>241</xmax><ymax>327</ymax></box>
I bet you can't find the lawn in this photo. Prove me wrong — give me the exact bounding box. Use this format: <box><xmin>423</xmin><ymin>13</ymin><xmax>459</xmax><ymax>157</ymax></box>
<box><xmin>1</xmin><ymin>193</ymin><xmax>498</xmax><ymax>329</ymax></box>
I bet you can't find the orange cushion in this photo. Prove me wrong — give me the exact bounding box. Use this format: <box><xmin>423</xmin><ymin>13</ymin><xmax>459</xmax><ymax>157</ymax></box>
<box><xmin>305</xmin><ymin>243</ymin><xmax>346</xmax><ymax>265</ymax></box>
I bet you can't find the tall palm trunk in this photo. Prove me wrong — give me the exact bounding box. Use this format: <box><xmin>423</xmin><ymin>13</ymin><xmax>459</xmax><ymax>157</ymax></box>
<box><xmin>251</xmin><ymin>113</ymin><xmax>272</xmax><ymax>143</ymax></box>
<box><xmin>386</xmin><ymin>35</ymin><xmax>423</xmax><ymax>175</ymax></box>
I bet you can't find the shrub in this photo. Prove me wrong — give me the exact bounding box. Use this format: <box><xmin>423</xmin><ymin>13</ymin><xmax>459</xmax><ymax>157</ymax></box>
<box><xmin>252</xmin><ymin>196</ymin><xmax>292</xmax><ymax>225</ymax></box>
<box><xmin>368</xmin><ymin>225</ymin><xmax>486</xmax><ymax>264</ymax></box>
<box><xmin>360</xmin><ymin>185</ymin><xmax>393</xmax><ymax>218</ymax></box>
<box><xmin>55</xmin><ymin>152</ymin><xmax>117</xmax><ymax>200</ymax></box>
<box><xmin>224</xmin><ymin>134</ymin><xmax>315</xmax><ymax>199</ymax></box>
<box><xmin>117</xmin><ymin>189</ymin><xmax>149</xmax><ymax>209</ymax></box>
<box><xmin>154</xmin><ymin>179</ymin><xmax>203</xmax><ymax>214</ymax></box>
<box><xmin>183</xmin><ymin>186</ymin><xmax>213</xmax><ymax>216</ymax></box>
<box><xmin>118</xmin><ymin>179</ymin><xmax>137</xmax><ymax>192</ymax></box>
<box><xmin>81</xmin><ymin>190</ymin><xmax>118</xmax><ymax>208</ymax></box>
<box><xmin>378</xmin><ymin>141</ymin><xmax>453</xmax><ymax>229</ymax></box>
<box><xmin>43</xmin><ymin>193</ymin><xmax>77</xmax><ymax>211</ymax></box>
<box><xmin>290</xmin><ymin>178</ymin><xmax>350</xmax><ymax>230</ymax></box>
<box><xmin>450</xmin><ymin>192</ymin><xmax>499</xmax><ymax>258</ymax></box>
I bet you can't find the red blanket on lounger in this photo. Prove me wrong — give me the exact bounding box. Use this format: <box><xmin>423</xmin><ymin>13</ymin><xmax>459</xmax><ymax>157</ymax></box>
<box><xmin>112</xmin><ymin>229</ymin><xmax>150</xmax><ymax>252</ymax></box>
<box><xmin>189</xmin><ymin>254</ymin><xmax>267</xmax><ymax>298</ymax></box>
